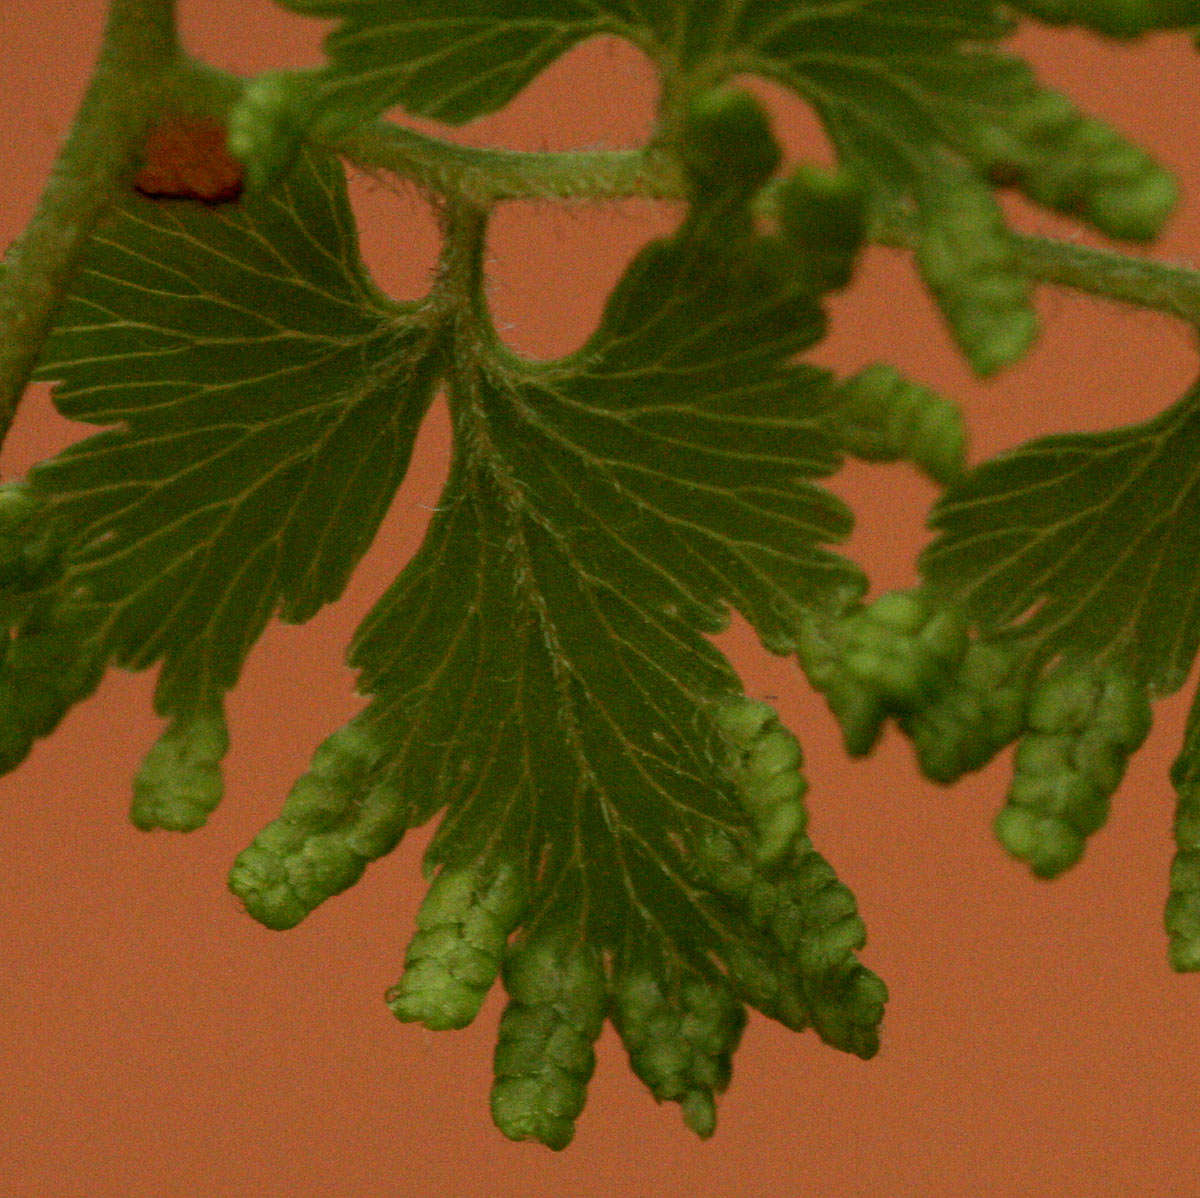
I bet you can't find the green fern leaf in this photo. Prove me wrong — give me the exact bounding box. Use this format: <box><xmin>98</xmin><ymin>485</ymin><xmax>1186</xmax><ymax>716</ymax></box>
<box><xmin>272</xmin><ymin>0</ymin><xmax>655</xmax><ymax>126</ymax></box>
<box><xmin>222</xmin><ymin>157</ymin><xmax>885</xmax><ymax>1138</ymax></box>
<box><xmin>26</xmin><ymin>149</ymin><xmax>441</xmax><ymax>821</ymax></box>
<box><xmin>1008</xmin><ymin>0</ymin><xmax>1200</xmax><ymax>38</ymax></box>
<box><xmin>923</xmin><ymin>379</ymin><xmax>1200</xmax><ymax>693</ymax></box>
<box><xmin>22</xmin><ymin>58</ymin><xmax>895</xmax><ymax>1143</ymax></box>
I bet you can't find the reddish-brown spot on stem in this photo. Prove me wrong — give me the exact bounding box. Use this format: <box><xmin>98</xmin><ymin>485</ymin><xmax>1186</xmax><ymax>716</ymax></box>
<box><xmin>133</xmin><ymin>116</ymin><xmax>244</xmax><ymax>204</ymax></box>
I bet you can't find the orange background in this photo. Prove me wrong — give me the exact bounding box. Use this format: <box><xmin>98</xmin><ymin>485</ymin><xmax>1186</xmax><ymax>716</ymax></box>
<box><xmin>3</xmin><ymin>4</ymin><xmax>1200</xmax><ymax>1195</ymax></box>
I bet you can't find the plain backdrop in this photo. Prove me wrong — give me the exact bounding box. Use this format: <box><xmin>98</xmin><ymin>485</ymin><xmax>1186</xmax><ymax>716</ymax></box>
<box><xmin>3</xmin><ymin>4</ymin><xmax>1200</xmax><ymax>1195</ymax></box>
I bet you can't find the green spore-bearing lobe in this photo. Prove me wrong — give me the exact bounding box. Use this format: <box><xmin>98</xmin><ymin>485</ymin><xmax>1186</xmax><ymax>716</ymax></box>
<box><xmin>995</xmin><ymin>658</ymin><xmax>1151</xmax><ymax>878</ymax></box>
<box><xmin>611</xmin><ymin>959</ymin><xmax>746</xmax><ymax>1139</ymax></box>
<box><xmin>923</xmin><ymin>378</ymin><xmax>1200</xmax><ymax>695</ymax></box>
<box><xmin>1168</xmin><ymin>683</ymin><xmax>1200</xmax><ymax>971</ymax></box>
<box><xmin>713</xmin><ymin>696</ymin><xmax>808</xmax><ymax>867</ymax></box>
<box><xmin>229</xmin><ymin>716</ymin><xmax>403</xmax><ymax>929</ymax></box>
<box><xmin>798</xmin><ymin>589</ymin><xmax>970</xmax><ymax>757</ymax></box>
<box><xmin>843</xmin><ymin>590</ymin><xmax>969</xmax><ymax>709</ymax></box>
<box><xmin>27</xmin><ymin>149</ymin><xmax>441</xmax><ymax>818</ymax></box>
<box><xmin>132</xmin><ymin>702</ymin><xmax>230</xmax><ymax>832</ymax></box>
<box><xmin>962</xmin><ymin>85</ymin><xmax>1176</xmax><ymax>243</ymax></box>
<box><xmin>0</xmin><ymin>598</ymin><xmax>104</xmax><ymax>774</ymax></box>
<box><xmin>772</xmin><ymin>165</ymin><xmax>868</xmax><ymax>294</ymax></box>
<box><xmin>911</xmin><ymin>157</ymin><xmax>1035</xmax><ymax>377</ymax></box>
<box><xmin>898</xmin><ymin>637</ymin><xmax>1032</xmax><ymax>784</ymax></box>
<box><xmin>680</xmin><ymin>87</ymin><xmax>782</xmax><ymax>208</ymax></box>
<box><xmin>824</xmin><ymin>363</ymin><xmax>967</xmax><ymax>487</ymax></box>
<box><xmin>491</xmin><ymin>929</ymin><xmax>607</xmax><ymax>1150</ymax></box>
<box><xmin>796</xmin><ymin>612</ymin><xmax>887</xmax><ymax>757</ymax></box>
<box><xmin>228</xmin><ymin>70</ymin><xmax>326</xmax><ymax>192</ymax></box>
<box><xmin>697</xmin><ymin>828</ymin><xmax>887</xmax><ymax>1059</ymax></box>
<box><xmin>0</xmin><ymin>484</ymin><xmax>55</xmax><ymax>596</ymax></box>
<box><xmin>388</xmin><ymin>860</ymin><xmax>527</xmax><ymax>1030</ymax></box>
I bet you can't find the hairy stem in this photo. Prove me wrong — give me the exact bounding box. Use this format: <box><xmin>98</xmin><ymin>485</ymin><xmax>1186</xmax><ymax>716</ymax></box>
<box><xmin>0</xmin><ymin>0</ymin><xmax>182</xmax><ymax>450</ymax></box>
<box><xmin>433</xmin><ymin>199</ymin><xmax>492</xmax><ymax>328</ymax></box>
<box><xmin>328</xmin><ymin>120</ymin><xmax>682</xmax><ymax>206</ymax></box>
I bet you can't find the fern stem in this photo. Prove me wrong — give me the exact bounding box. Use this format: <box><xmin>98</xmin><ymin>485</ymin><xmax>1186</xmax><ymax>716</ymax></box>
<box><xmin>433</xmin><ymin>199</ymin><xmax>492</xmax><ymax>328</ymax></box>
<box><xmin>0</xmin><ymin>0</ymin><xmax>182</xmax><ymax>451</ymax></box>
<box><xmin>327</xmin><ymin>121</ymin><xmax>682</xmax><ymax>206</ymax></box>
